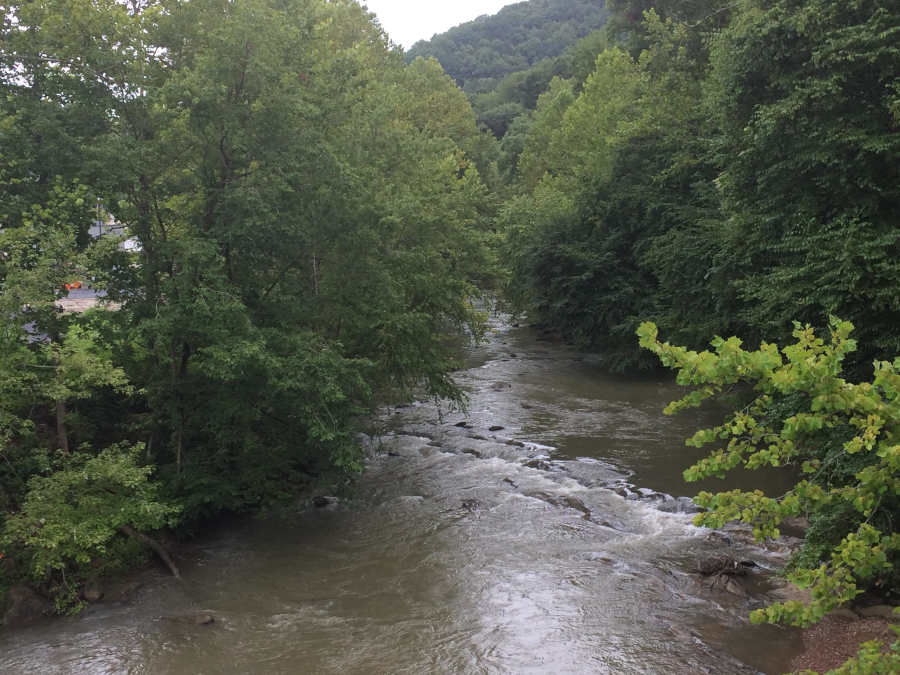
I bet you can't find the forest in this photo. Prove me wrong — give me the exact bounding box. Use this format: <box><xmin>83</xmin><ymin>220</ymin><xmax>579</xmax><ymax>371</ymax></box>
<box><xmin>494</xmin><ymin>0</ymin><xmax>900</xmax><ymax>671</ymax></box>
<box><xmin>406</xmin><ymin>0</ymin><xmax>610</xmax><ymax>147</ymax></box>
<box><xmin>0</xmin><ymin>0</ymin><xmax>495</xmax><ymax>608</ymax></box>
<box><xmin>2</xmin><ymin>0</ymin><xmax>900</xmax><ymax>673</ymax></box>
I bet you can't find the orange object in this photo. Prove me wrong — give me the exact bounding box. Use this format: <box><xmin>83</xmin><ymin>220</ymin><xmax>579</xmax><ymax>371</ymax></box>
<box><xmin>64</xmin><ymin>281</ymin><xmax>82</xmax><ymax>290</ymax></box>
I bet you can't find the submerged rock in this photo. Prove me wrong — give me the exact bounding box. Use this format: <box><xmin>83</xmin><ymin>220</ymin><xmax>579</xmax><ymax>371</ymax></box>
<box><xmin>164</xmin><ymin>614</ymin><xmax>216</xmax><ymax>626</ymax></box>
<box><xmin>488</xmin><ymin>425</ymin><xmax>505</xmax><ymax>432</ymax></box>
<box><xmin>103</xmin><ymin>580</ymin><xmax>144</xmax><ymax>604</ymax></box>
<box><xmin>716</xmin><ymin>577</ymin><xmax>749</xmax><ymax>599</ymax></box>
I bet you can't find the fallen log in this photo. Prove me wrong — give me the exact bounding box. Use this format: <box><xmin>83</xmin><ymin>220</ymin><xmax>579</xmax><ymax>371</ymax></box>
<box><xmin>119</xmin><ymin>524</ymin><xmax>183</xmax><ymax>580</ymax></box>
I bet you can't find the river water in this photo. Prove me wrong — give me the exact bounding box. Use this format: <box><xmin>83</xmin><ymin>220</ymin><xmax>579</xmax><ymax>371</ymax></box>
<box><xmin>1</xmin><ymin>314</ymin><xmax>803</xmax><ymax>674</ymax></box>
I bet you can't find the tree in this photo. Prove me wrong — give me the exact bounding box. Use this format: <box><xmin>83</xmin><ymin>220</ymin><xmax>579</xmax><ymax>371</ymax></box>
<box><xmin>0</xmin><ymin>0</ymin><xmax>495</xmax><ymax>607</ymax></box>
<box><xmin>639</xmin><ymin>318</ymin><xmax>900</xmax><ymax>674</ymax></box>
<box><xmin>708</xmin><ymin>0</ymin><xmax>900</xmax><ymax>368</ymax></box>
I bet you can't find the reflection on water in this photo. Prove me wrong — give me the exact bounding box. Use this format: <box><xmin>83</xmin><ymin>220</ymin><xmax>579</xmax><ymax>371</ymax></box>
<box><xmin>0</xmin><ymin>315</ymin><xmax>802</xmax><ymax>674</ymax></box>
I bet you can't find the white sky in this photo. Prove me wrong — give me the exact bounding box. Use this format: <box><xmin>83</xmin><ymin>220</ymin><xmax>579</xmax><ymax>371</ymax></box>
<box><xmin>361</xmin><ymin>0</ymin><xmax>520</xmax><ymax>49</ymax></box>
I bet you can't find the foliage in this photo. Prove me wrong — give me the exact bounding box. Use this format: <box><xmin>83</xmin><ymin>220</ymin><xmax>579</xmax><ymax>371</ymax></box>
<box><xmin>0</xmin><ymin>0</ymin><xmax>493</xmax><ymax>608</ymax></box>
<box><xmin>495</xmin><ymin>0</ymin><xmax>900</xmax><ymax>369</ymax></box>
<box><xmin>6</xmin><ymin>444</ymin><xmax>177</xmax><ymax>608</ymax></box>
<box><xmin>707</xmin><ymin>0</ymin><xmax>900</xmax><ymax>367</ymax></box>
<box><xmin>638</xmin><ymin>318</ymin><xmax>900</xmax><ymax>672</ymax></box>
<box><xmin>796</xmin><ymin>638</ymin><xmax>900</xmax><ymax>675</ymax></box>
<box><xmin>406</xmin><ymin>0</ymin><xmax>609</xmax><ymax>88</ymax></box>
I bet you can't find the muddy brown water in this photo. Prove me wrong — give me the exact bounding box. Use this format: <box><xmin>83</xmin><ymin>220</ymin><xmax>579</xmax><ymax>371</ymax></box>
<box><xmin>0</xmin><ymin>315</ymin><xmax>803</xmax><ymax>674</ymax></box>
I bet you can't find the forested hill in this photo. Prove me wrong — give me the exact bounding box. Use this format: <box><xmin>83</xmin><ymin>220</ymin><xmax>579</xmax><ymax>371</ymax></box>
<box><xmin>405</xmin><ymin>0</ymin><xmax>609</xmax><ymax>89</ymax></box>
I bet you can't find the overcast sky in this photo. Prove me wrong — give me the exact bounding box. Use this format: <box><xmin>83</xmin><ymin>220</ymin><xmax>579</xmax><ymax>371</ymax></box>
<box><xmin>362</xmin><ymin>0</ymin><xmax>520</xmax><ymax>49</ymax></box>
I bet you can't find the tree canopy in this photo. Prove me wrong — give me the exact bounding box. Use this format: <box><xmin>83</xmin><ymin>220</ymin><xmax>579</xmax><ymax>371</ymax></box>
<box><xmin>405</xmin><ymin>0</ymin><xmax>609</xmax><ymax>88</ymax></box>
<box><xmin>0</xmin><ymin>0</ymin><xmax>494</xmax><ymax>608</ymax></box>
<box><xmin>492</xmin><ymin>1</ymin><xmax>900</xmax><ymax>670</ymax></box>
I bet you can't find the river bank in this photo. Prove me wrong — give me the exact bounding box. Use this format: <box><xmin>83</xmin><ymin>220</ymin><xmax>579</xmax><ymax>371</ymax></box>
<box><xmin>1</xmin><ymin>313</ymin><xmax>808</xmax><ymax>674</ymax></box>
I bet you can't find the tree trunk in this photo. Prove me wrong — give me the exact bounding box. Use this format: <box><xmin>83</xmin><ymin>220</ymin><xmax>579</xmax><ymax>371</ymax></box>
<box><xmin>55</xmin><ymin>398</ymin><xmax>69</xmax><ymax>454</ymax></box>
<box><xmin>119</xmin><ymin>524</ymin><xmax>183</xmax><ymax>580</ymax></box>
<box><xmin>176</xmin><ymin>414</ymin><xmax>184</xmax><ymax>473</ymax></box>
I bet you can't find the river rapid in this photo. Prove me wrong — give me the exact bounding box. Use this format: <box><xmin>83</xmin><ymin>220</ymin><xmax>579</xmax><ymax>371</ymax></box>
<box><xmin>1</xmin><ymin>313</ymin><xmax>804</xmax><ymax>674</ymax></box>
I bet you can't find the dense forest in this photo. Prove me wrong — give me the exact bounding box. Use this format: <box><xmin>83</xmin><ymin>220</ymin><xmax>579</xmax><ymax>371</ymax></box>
<box><xmin>405</xmin><ymin>0</ymin><xmax>609</xmax><ymax>87</ymax></box>
<box><xmin>491</xmin><ymin>0</ymin><xmax>900</xmax><ymax>671</ymax></box>
<box><xmin>3</xmin><ymin>0</ymin><xmax>900</xmax><ymax>672</ymax></box>
<box><xmin>0</xmin><ymin>0</ymin><xmax>494</xmax><ymax>609</ymax></box>
<box><xmin>406</xmin><ymin>0</ymin><xmax>610</xmax><ymax>151</ymax></box>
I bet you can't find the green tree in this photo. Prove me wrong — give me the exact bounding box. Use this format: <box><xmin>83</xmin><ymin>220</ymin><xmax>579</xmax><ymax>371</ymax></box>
<box><xmin>708</xmin><ymin>0</ymin><xmax>900</xmax><ymax>368</ymax></box>
<box><xmin>639</xmin><ymin>318</ymin><xmax>900</xmax><ymax>674</ymax></box>
<box><xmin>0</xmin><ymin>0</ymin><xmax>495</xmax><ymax>607</ymax></box>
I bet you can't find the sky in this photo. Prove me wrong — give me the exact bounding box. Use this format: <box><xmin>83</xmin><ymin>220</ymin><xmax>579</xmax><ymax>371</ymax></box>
<box><xmin>361</xmin><ymin>0</ymin><xmax>520</xmax><ymax>49</ymax></box>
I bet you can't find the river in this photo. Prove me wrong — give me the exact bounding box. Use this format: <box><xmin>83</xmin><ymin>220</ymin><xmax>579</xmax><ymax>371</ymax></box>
<box><xmin>0</xmin><ymin>313</ymin><xmax>803</xmax><ymax>674</ymax></box>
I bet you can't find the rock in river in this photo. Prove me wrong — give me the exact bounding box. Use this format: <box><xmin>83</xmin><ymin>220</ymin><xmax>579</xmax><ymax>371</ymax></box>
<box><xmin>83</xmin><ymin>577</ymin><xmax>105</xmax><ymax>603</ymax></box>
<box><xmin>164</xmin><ymin>614</ymin><xmax>216</xmax><ymax>626</ymax></box>
<box><xmin>2</xmin><ymin>586</ymin><xmax>50</xmax><ymax>626</ymax></box>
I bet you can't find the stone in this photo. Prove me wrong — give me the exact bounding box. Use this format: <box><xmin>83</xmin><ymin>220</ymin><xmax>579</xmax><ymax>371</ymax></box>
<box><xmin>722</xmin><ymin>577</ymin><xmax>749</xmax><ymax>599</ymax></box>
<box><xmin>506</xmin><ymin>440</ymin><xmax>525</xmax><ymax>447</ymax></box>
<box><xmin>782</xmin><ymin>516</ymin><xmax>811</xmax><ymax>530</ymax></box>
<box><xmin>827</xmin><ymin>608</ymin><xmax>860</xmax><ymax>621</ymax></box>
<box><xmin>489</xmin><ymin>425</ymin><xmax>505</xmax><ymax>432</ymax></box>
<box><xmin>312</xmin><ymin>496</ymin><xmax>330</xmax><ymax>508</ymax></box>
<box><xmin>560</xmin><ymin>497</ymin><xmax>591</xmax><ymax>517</ymax></box>
<box><xmin>858</xmin><ymin>605</ymin><xmax>900</xmax><ymax>622</ymax></box>
<box><xmin>770</xmin><ymin>582</ymin><xmax>812</xmax><ymax>604</ymax></box>
<box><xmin>462</xmin><ymin>448</ymin><xmax>482</xmax><ymax>458</ymax></box>
<box><xmin>1</xmin><ymin>556</ymin><xmax>17</xmax><ymax>576</ymax></box>
<box><xmin>103</xmin><ymin>580</ymin><xmax>144</xmax><ymax>604</ymax></box>
<box><xmin>2</xmin><ymin>586</ymin><xmax>50</xmax><ymax>626</ymax></box>
<box><xmin>83</xmin><ymin>577</ymin><xmax>105</xmax><ymax>603</ymax></box>
<box><xmin>454</xmin><ymin>421</ymin><xmax>471</xmax><ymax>428</ymax></box>
<box><xmin>164</xmin><ymin>614</ymin><xmax>215</xmax><ymax>626</ymax></box>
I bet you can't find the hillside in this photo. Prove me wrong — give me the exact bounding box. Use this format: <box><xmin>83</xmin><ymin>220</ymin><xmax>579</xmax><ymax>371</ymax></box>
<box><xmin>405</xmin><ymin>0</ymin><xmax>609</xmax><ymax>91</ymax></box>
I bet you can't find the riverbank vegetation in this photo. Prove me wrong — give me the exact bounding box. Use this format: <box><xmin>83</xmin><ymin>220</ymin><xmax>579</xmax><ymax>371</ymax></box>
<box><xmin>641</xmin><ymin>319</ymin><xmax>900</xmax><ymax>673</ymax></box>
<box><xmin>3</xmin><ymin>0</ymin><xmax>900</xmax><ymax>672</ymax></box>
<box><xmin>0</xmin><ymin>0</ymin><xmax>494</xmax><ymax>611</ymax></box>
<box><xmin>488</xmin><ymin>0</ymin><xmax>900</xmax><ymax>671</ymax></box>
<box><xmin>498</xmin><ymin>0</ymin><xmax>900</xmax><ymax>373</ymax></box>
